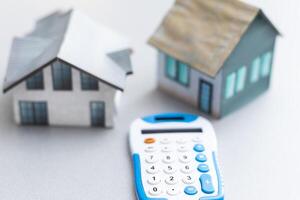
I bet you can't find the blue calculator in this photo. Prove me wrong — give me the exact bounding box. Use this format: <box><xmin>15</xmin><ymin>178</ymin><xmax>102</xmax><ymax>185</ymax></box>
<box><xmin>129</xmin><ymin>113</ymin><xmax>224</xmax><ymax>200</ymax></box>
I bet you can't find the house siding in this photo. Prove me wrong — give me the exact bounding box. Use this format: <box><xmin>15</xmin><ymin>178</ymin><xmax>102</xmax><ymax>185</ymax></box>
<box><xmin>157</xmin><ymin>52</ymin><xmax>223</xmax><ymax>118</ymax></box>
<box><xmin>12</xmin><ymin>65</ymin><xmax>118</xmax><ymax>127</ymax></box>
<box><xmin>220</xmin><ymin>14</ymin><xmax>278</xmax><ymax>117</ymax></box>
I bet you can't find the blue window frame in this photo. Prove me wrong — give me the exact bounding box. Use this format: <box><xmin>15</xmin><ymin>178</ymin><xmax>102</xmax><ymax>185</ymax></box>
<box><xmin>19</xmin><ymin>101</ymin><xmax>48</xmax><ymax>125</ymax></box>
<box><xmin>52</xmin><ymin>62</ymin><xmax>72</xmax><ymax>90</ymax></box>
<box><xmin>26</xmin><ymin>70</ymin><xmax>44</xmax><ymax>90</ymax></box>
<box><xmin>261</xmin><ymin>52</ymin><xmax>273</xmax><ymax>77</ymax></box>
<box><xmin>225</xmin><ymin>72</ymin><xmax>236</xmax><ymax>99</ymax></box>
<box><xmin>90</xmin><ymin>101</ymin><xmax>105</xmax><ymax>126</ymax></box>
<box><xmin>80</xmin><ymin>72</ymin><xmax>99</xmax><ymax>90</ymax></box>
<box><xmin>236</xmin><ymin>66</ymin><xmax>247</xmax><ymax>92</ymax></box>
<box><xmin>165</xmin><ymin>54</ymin><xmax>190</xmax><ymax>86</ymax></box>
<box><xmin>251</xmin><ymin>57</ymin><xmax>261</xmax><ymax>83</ymax></box>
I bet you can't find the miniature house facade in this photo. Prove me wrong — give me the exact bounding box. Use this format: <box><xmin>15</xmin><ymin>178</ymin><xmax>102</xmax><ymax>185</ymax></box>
<box><xmin>3</xmin><ymin>10</ymin><xmax>133</xmax><ymax>127</ymax></box>
<box><xmin>149</xmin><ymin>0</ymin><xmax>280</xmax><ymax>118</ymax></box>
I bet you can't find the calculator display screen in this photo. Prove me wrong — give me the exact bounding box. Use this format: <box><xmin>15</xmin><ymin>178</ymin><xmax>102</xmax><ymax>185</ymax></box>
<box><xmin>142</xmin><ymin>128</ymin><xmax>202</xmax><ymax>134</ymax></box>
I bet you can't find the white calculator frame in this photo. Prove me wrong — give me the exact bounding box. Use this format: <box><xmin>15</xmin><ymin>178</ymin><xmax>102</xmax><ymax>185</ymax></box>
<box><xmin>129</xmin><ymin>113</ymin><xmax>224</xmax><ymax>200</ymax></box>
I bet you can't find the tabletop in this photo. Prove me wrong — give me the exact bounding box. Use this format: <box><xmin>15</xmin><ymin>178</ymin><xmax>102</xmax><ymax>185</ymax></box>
<box><xmin>0</xmin><ymin>0</ymin><xmax>299</xmax><ymax>199</ymax></box>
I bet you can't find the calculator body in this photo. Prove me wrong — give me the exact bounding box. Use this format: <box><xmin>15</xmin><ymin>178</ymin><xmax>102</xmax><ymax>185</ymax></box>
<box><xmin>129</xmin><ymin>113</ymin><xmax>224</xmax><ymax>200</ymax></box>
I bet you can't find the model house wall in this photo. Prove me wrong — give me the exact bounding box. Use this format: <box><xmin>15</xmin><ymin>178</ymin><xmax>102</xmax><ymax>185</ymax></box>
<box><xmin>11</xmin><ymin>62</ymin><xmax>119</xmax><ymax>127</ymax></box>
<box><xmin>157</xmin><ymin>52</ymin><xmax>223</xmax><ymax>118</ymax></box>
<box><xmin>220</xmin><ymin>14</ymin><xmax>278</xmax><ymax>116</ymax></box>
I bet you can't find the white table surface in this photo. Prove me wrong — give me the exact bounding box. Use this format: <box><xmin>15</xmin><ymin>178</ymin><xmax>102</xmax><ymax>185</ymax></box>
<box><xmin>0</xmin><ymin>0</ymin><xmax>299</xmax><ymax>199</ymax></box>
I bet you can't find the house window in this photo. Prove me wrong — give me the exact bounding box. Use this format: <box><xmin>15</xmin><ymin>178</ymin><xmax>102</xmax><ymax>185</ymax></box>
<box><xmin>165</xmin><ymin>55</ymin><xmax>190</xmax><ymax>86</ymax></box>
<box><xmin>52</xmin><ymin>62</ymin><xmax>72</xmax><ymax>90</ymax></box>
<box><xmin>236</xmin><ymin>66</ymin><xmax>247</xmax><ymax>92</ymax></box>
<box><xmin>80</xmin><ymin>72</ymin><xmax>99</xmax><ymax>90</ymax></box>
<box><xmin>166</xmin><ymin>55</ymin><xmax>177</xmax><ymax>79</ymax></box>
<box><xmin>251</xmin><ymin>57</ymin><xmax>261</xmax><ymax>83</ymax></box>
<box><xmin>26</xmin><ymin>70</ymin><xmax>44</xmax><ymax>90</ymax></box>
<box><xmin>90</xmin><ymin>101</ymin><xmax>105</xmax><ymax>126</ymax></box>
<box><xmin>19</xmin><ymin>101</ymin><xmax>48</xmax><ymax>125</ymax></box>
<box><xmin>225</xmin><ymin>72</ymin><xmax>236</xmax><ymax>99</ymax></box>
<box><xmin>261</xmin><ymin>52</ymin><xmax>273</xmax><ymax>77</ymax></box>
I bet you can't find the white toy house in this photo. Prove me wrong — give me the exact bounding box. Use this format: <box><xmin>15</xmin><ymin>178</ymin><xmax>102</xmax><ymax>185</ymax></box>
<box><xmin>3</xmin><ymin>10</ymin><xmax>133</xmax><ymax>127</ymax></box>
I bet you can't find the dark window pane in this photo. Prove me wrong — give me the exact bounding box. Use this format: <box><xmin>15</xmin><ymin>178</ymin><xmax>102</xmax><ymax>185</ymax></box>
<box><xmin>52</xmin><ymin>62</ymin><xmax>72</xmax><ymax>90</ymax></box>
<box><xmin>19</xmin><ymin>101</ymin><xmax>48</xmax><ymax>125</ymax></box>
<box><xmin>81</xmin><ymin>72</ymin><xmax>99</xmax><ymax>90</ymax></box>
<box><xmin>26</xmin><ymin>71</ymin><xmax>44</xmax><ymax>90</ymax></box>
<box><xmin>90</xmin><ymin>102</ymin><xmax>105</xmax><ymax>126</ymax></box>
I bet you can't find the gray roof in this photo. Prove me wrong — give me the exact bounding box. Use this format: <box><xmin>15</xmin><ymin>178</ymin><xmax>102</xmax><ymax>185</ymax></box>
<box><xmin>149</xmin><ymin>0</ymin><xmax>279</xmax><ymax>77</ymax></box>
<box><xmin>3</xmin><ymin>10</ymin><xmax>133</xmax><ymax>92</ymax></box>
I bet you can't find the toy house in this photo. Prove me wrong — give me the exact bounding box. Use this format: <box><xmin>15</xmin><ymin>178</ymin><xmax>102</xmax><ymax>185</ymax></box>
<box><xmin>149</xmin><ymin>0</ymin><xmax>280</xmax><ymax>118</ymax></box>
<box><xmin>3</xmin><ymin>10</ymin><xmax>133</xmax><ymax>127</ymax></box>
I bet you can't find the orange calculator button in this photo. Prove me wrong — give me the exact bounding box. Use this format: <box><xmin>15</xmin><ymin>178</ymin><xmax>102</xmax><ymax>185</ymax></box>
<box><xmin>144</xmin><ymin>138</ymin><xmax>156</xmax><ymax>144</ymax></box>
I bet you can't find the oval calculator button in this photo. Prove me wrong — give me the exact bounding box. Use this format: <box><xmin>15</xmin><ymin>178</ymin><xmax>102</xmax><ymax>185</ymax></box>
<box><xmin>167</xmin><ymin>187</ymin><xmax>180</xmax><ymax>196</ymax></box>
<box><xmin>195</xmin><ymin>153</ymin><xmax>207</xmax><ymax>162</ymax></box>
<box><xmin>144</xmin><ymin>138</ymin><xmax>156</xmax><ymax>144</ymax></box>
<box><xmin>145</xmin><ymin>145</ymin><xmax>157</xmax><ymax>153</ymax></box>
<box><xmin>193</xmin><ymin>144</ymin><xmax>205</xmax><ymax>152</ymax></box>
<box><xmin>197</xmin><ymin>164</ymin><xmax>209</xmax><ymax>173</ymax></box>
<box><xmin>161</xmin><ymin>145</ymin><xmax>173</xmax><ymax>152</ymax></box>
<box><xmin>145</xmin><ymin>155</ymin><xmax>159</xmax><ymax>164</ymax></box>
<box><xmin>182</xmin><ymin>175</ymin><xmax>195</xmax><ymax>184</ymax></box>
<box><xmin>179</xmin><ymin>154</ymin><xmax>192</xmax><ymax>163</ymax></box>
<box><xmin>200</xmin><ymin>174</ymin><xmax>215</xmax><ymax>194</ymax></box>
<box><xmin>165</xmin><ymin>175</ymin><xmax>178</xmax><ymax>185</ymax></box>
<box><xmin>163</xmin><ymin>165</ymin><xmax>177</xmax><ymax>174</ymax></box>
<box><xmin>146</xmin><ymin>165</ymin><xmax>159</xmax><ymax>174</ymax></box>
<box><xmin>176</xmin><ymin>138</ymin><xmax>188</xmax><ymax>144</ymax></box>
<box><xmin>162</xmin><ymin>154</ymin><xmax>175</xmax><ymax>164</ymax></box>
<box><xmin>177</xmin><ymin>145</ymin><xmax>189</xmax><ymax>152</ymax></box>
<box><xmin>160</xmin><ymin>138</ymin><xmax>171</xmax><ymax>144</ymax></box>
<box><xmin>149</xmin><ymin>186</ymin><xmax>162</xmax><ymax>196</ymax></box>
<box><xmin>192</xmin><ymin>136</ymin><xmax>202</xmax><ymax>143</ymax></box>
<box><xmin>147</xmin><ymin>175</ymin><xmax>161</xmax><ymax>185</ymax></box>
<box><xmin>181</xmin><ymin>165</ymin><xmax>194</xmax><ymax>174</ymax></box>
<box><xmin>184</xmin><ymin>186</ymin><xmax>198</xmax><ymax>195</ymax></box>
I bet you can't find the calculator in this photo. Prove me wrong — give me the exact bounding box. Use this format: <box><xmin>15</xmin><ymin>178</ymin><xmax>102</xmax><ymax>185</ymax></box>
<box><xmin>129</xmin><ymin>113</ymin><xmax>224</xmax><ymax>200</ymax></box>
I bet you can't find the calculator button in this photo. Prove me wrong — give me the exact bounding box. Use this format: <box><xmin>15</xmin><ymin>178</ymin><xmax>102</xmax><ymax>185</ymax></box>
<box><xmin>200</xmin><ymin>174</ymin><xmax>215</xmax><ymax>194</ymax></box>
<box><xmin>160</xmin><ymin>138</ymin><xmax>171</xmax><ymax>144</ymax></box>
<box><xmin>177</xmin><ymin>145</ymin><xmax>189</xmax><ymax>152</ymax></box>
<box><xmin>144</xmin><ymin>138</ymin><xmax>156</xmax><ymax>144</ymax></box>
<box><xmin>192</xmin><ymin>136</ymin><xmax>202</xmax><ymax>143</ymax></box>
<box><xmin>165</xmin><ymin>175</ymin><xmax>178</xmax><ymax>185</ymax></box>
<box><xmin>182</xmin><ymin>175</ymin><xmax>195</xmax><ymax>184</ymax></box>
<box><xmin>162</xmin><ymin>154</ymin><xmax>175</xmax><ymax>164</ymax></box>
<box><xmin>197</xmin><ymin>164</ymin><xmax>210</xmax><ymax>173</ymax></box>
<box><xmin>176</xmin><ymin>138</ymin><xmax>188</xmax><ymax>144</ymax></box>
<box><xmin>147</xmin><ymin>175</ymin><xmax>161</xmax><ymax>185</ymax></box>
<box><xmin>179</xmin><ymin>154</ymin><xmax>192</xmax><ymax>163</ymax></box>
<box><xmin>167</xmin><ymin>187</ymin><xmax>180</xmax><ymax>196</ymax></box>
<box><xmin>181</xmin><ymin>165</ymin><xmax>194</xmax><ymax>174</ymax></box>
<box><xmin>149</xmin><ymin>186</ymin><xmax>162</xmax><ymax>196</ymax></box>
<box><xmin>184</xmin><ymin>186</ymin><xmax>198</xmax><ymax>195</ymax></box>
<box><xmin>193</xmin><ymin>144</ymin><xmax>205</xmax><ymax>152</ymax></box>
<box><xmin>161</xmin><ymin>145</ymin><xmax>173</xmax><ymax>152</ymax></box>
<box><xmin>145</xmin><ymin>145</ymin><xmax>158</xmax><ymax>153</ymax></box>
<box><xmin>163</xmin><ymin>165</ymin><xmax>177</xmax><ymax>174</ymax></box>
<box><xmin>145</xmin><ymin>155</ymin><xmax>159</xmax><ymax>164</ymax></box>
<box><xmin>146</xmin><ymin>165</ymin><xmax>159</xmax><ymax>174</ymax></box>
<box><xmin>195</xmin><ymin>153</ymin><xmax>207</xmax><ymax>162</ymax></box>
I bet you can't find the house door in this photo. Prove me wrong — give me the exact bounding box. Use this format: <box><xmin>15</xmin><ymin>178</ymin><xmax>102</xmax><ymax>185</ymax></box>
<box><xmin>19</xmin><ymin>101</ymin><xmax>48</xmax><ymax>125</ymax></box>
<box><xmin>199</xmin><ymin>80</ymin><xmax>213</xmax><ymax>114</ymax></box>
<box><xmin>90</xmin><ymin>101</ymin><xmax>105</xmax><ymax>127</ymax></box>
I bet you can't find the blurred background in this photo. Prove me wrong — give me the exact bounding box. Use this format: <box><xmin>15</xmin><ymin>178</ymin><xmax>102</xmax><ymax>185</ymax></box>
<box><xmin>0</xmin><ymin>0</ymin><xmax>299</xmax><ymax>199</ymax></box>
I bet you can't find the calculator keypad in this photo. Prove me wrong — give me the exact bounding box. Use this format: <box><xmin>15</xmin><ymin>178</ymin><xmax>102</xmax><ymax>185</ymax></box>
<box><xmin>142</xmin><ymin>136</ymin><xmax>216</xmax><ymax>198</ymax></box>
